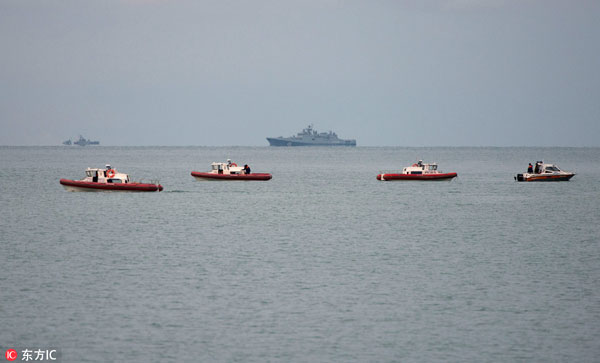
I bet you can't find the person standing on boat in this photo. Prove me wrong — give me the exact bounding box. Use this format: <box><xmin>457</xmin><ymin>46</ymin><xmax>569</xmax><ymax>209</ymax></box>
<box><xmin>244</xmin><ymin>164</ymin><xmax>251</xmax><ymax>174</ymax></box>
<box><xmin>528</xmin><ymin>163</ymin><xmax>533</xmax><ymax>173</ymax></box>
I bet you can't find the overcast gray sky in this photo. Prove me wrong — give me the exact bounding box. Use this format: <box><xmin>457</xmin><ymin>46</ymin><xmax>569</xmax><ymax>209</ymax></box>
<box><xmin>1</xmin><ymin>0</ymin><xmax>598</xmax><ymax>146</ymax></box>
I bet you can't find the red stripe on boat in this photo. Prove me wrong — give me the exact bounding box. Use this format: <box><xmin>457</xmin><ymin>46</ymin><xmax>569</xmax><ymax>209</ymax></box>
<box><xmin>190</xmin><ymin>171</ymin><xmax>272</xmax><ymax>181</ymax></box>
<box><xmin>60</xmin><ymin>179</ymin><xmax>163</xmax><ymax>191</ymax></box>
<box><xmin>377</xmin><ymin>173</ymin><xmax>457</xmax><ymax>181</ymax></box>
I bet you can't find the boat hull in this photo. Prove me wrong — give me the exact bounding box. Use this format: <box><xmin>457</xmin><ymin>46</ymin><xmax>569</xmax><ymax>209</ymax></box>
<box><xmin>191</xmin><ymin>172</ymin><xmax>272</xmax><ymax>181</ymax></box>
<box><xmin>60</xmin><ymin>179</ymin><xmax>163</xmax><ymax>192</ymax></box>
<box><xmin>266</xmin><ymin>137</ymin><xmax>356</xmax><ymax>147</ymax></box>
<box><xmin>377</xmin><ymin>173</ymin><xmax>457</xmax><ymax>181</ymax></box>
<box><xmin>515</xmin><ymin>173</ymin><xmax>575</xmax><ymax>182</ymax></box>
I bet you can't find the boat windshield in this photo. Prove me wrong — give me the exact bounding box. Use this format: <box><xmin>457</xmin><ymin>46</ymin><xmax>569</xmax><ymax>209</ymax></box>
<box><xmin>545</xmin><ymin>166</ymin><xmax>560</xmax><ymax>172</ymax></box>
<box><xmin>428</xmin><ymin>165</ymin><xmax>437</xmax><ymax>171</ymax></box>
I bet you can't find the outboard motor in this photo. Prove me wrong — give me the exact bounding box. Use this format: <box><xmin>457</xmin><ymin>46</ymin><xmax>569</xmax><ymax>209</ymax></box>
<box><xmin>515</xmin><ymin>174</ymin><xmax>524</xmax><ymax>181</ymax></box>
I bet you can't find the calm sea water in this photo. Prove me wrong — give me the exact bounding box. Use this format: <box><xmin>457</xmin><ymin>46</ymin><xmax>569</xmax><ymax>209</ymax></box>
<box><xmin>1</xmin><ymin>146</ymin><xmax>599</xmax><ymax>362</ymax></box>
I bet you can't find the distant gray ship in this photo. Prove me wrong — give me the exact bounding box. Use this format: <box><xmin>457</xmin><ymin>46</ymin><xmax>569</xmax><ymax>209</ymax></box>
<box><xmin>267</xmin><ymin>125</ymin><xmax>356</xmax><ymax>146</ymax></box>
<box><xmin>63</xmin><ymin>135</ymin><xmax>100</xmax><ymax>146</ymax></box>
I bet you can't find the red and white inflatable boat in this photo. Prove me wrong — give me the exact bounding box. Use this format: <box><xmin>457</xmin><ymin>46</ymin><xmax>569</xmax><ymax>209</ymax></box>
<box><xmin>191</xmin><ymin>160</ymin><xmax>272</xmax><ymax>181</ymax></box>
<box><xmin>60</xmin><ymin>165</ymin><xmax>163</xmax><ymax>192</ymax></box>
<box><xmin>377</xmin><ymin>160</ymin><xmax>457</xmax><ymax>181</ymax></box>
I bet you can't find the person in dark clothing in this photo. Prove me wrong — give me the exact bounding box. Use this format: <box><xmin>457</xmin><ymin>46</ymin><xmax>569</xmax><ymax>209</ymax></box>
<box><xmin>244</xmin><ymin>164</ymin><xmax>251</xmax><ymax>174</ymax></box>
<box><xmin>527</xmin><ymin>163</ymin><xmax>533</xmax><ymax>173</ymax></box>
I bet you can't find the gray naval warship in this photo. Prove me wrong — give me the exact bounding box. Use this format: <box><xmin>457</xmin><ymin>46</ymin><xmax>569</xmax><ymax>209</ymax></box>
<box><xmin>63</xmin><ymin>135</ymin><xmax>100</xmax><ymax>146</ymax></box>
<box><xmin>267</xmin><ymin>125</ymin><xmax>356</xmax><ymax>146</ymax></box>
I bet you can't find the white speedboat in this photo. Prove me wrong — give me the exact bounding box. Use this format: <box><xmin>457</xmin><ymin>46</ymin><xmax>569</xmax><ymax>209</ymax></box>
<box><xmin>515</xmin><ymin>161</ymin><xmax>575</xmax><ymax>182</ymax></box>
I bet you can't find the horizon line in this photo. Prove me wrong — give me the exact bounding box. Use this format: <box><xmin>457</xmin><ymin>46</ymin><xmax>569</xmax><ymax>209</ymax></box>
<box><xmin>1</xmin><ymin>144</ymin><xmax>599</xmax><ymax>148</ymax></box>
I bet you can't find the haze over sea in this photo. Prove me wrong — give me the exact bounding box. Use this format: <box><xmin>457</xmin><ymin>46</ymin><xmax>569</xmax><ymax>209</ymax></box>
<box><xmin>1</xmin><ymin>146</ymin><xmax>599</xmax><ymax>362</ymax></box>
